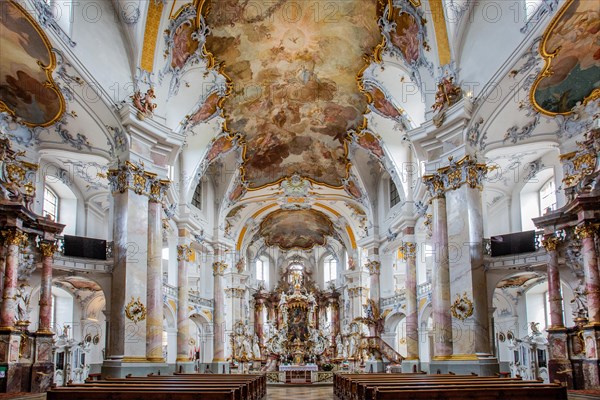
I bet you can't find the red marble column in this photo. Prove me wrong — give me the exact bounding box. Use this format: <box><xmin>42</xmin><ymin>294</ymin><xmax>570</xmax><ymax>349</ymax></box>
<box><xmin>404</xmin><ymin>242</ymin><xmax>419</xmax><ymax>360</ymax></box>
<box><xmin>146</xmin><ymin>199</ymin><xmax>164</xmax><ymax>362</ymax></box>
<box><xmin>576</xmin><ymin>224</ymin><xmax>600</xmax><ymax>324</ymax></box>
<box><xmin>212</xmin><ymin>261</ymin><xmax>227</xmax><ymax>363</ymax></box>
<box><xmin>37</xmin><ymin>241</ymin><xmax>58</xmax><ymax>334</ymax></box>
<box><xmin>542</xmin><ymin>235</ymin><xmax>564</xmax><ymax>328</ymax></box>
<box><xmin>0</xmin><ymin>230</ymin><xmax>27</xmax><ymax>330</ymax></box>
<box><xmin>254</xmin><ymin>300</ymin><xmax>264</xmax><ymax>344</ymax></box>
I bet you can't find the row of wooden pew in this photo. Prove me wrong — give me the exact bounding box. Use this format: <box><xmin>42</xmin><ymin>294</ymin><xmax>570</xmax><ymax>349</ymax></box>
<box><xmin>334</xmin><ymin>372</ymin><xmax>568</xmax><ymax>400</ymax></box>
<box><xmin>47</xmin><ymin>373</ymin><xmax>266</xmax><ymax>400</ymax></box>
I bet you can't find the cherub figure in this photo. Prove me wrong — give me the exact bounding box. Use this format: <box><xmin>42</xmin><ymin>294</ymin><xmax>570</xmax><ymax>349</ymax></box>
<box><xmin>131</xmin><ymin>88</ymin><xmax>157</xmax><ymax>118</ymax></box>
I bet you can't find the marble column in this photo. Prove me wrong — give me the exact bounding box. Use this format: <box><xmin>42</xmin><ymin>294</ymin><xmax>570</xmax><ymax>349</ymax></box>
<box><xmin>542</xmin><ymin>235</ymin><xmax>565</xmax><ymax>329</ymax></box>
<box><xmin>331</xmin><ymin>299</ymin><xmax>340</xmax><ymax>338</ymax></box>
<box><xmin>366</xmin><ymin>260</ymin><xmax>381</xmax><ymax>306</ymax></box>
<box><xmin>0</xmin><ymin>230</ymin><xmax>27</xmax><ymax>330</ymax></box>
<box><xmin>176</xmin><ymin>244</ymin><xmax>192</xmax><ymax>366</ymax></box>
<box><xmin>576</xmin><ymin>224</ymin><xmax>600</xmax><ymax>324</ymax></box>
<box><xmin>404</xmin><ymin>242</ymin><xmax>419</xmax><ymax>360</ymax></box>
<box><xmin>212</xmin><ymin>261</ymin><xmax>227</xmax><ymax>364</ymax></box>
<box><xmin>431</xmin><ymin>193</ymin><xmax>452</xmax><ymax>358</ymax></box>
<box><xmin>146</xmin><ymin>196</ymin><xmax>164</xmax><ymax>362</ymax></box>
<box><xmin>254</xmin><ymin>299</ymin><xmax>265</xmax><ymax>343</ymax></box>
<box><xmin>37</xmin><ymin>241</ymin><xmax>58</xmax><ymax>334</ymax></box>
<box><xmin>576</xmin><ymin>224</ymin><xmax>600</xmax><ymax>389</ymax></box>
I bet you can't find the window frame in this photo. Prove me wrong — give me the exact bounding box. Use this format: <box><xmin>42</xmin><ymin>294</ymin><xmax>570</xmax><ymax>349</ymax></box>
<box><xmin>323</xmin><ymin>255</ymin><xmax>337</xmax><ymax>284</ymax></box>
<box><xmin>191</xmin><ymin>181</ymin><xmax>202</xmax><ymax>210</ymax></box>
<box><xmin>390</xmin><ymin>179</ymin><xmax>400</xmax><ymax>208</ymax></box>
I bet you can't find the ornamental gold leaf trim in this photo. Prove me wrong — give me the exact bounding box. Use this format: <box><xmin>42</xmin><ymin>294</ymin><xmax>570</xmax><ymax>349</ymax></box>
<box><xmin>125</xmin><ymin>297</ymin><xmax>146</xmax><ymax>324</ymax></box>
<box><xmin>451</xmin><ymin>292</ymin><xmax>474</xmax><ymax>321</ymax></box>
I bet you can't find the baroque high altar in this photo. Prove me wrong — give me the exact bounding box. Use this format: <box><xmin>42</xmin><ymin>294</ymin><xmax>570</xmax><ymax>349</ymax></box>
<box><xmin>251</xmin><ymin>269</ymin><xmax>340</xmax><ymax>370</ymax></box>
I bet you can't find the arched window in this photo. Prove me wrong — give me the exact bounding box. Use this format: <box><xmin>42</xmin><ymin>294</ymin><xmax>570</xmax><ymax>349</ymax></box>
<box><xmin>390</xmin><ymin>179</ymin><xmax>400</xmax><ymax>208</ymax></box>
<box><xmin>43</xmin><ymin>186</ymin><xmax>59</xmax><ymax>221</ymax></box>
<box><xmin>288</xmin><ymin>263</ymin><xmax>304</xmax><ymax>284</ymax></box>
<box><xmin>324</xmin><ymin>255</ymin><xmax>337</xmax><ymax>284</ymax></box>
<box><xmin>191</xmin><ymin>181</ymin><xmax>202</xmax><ymax>209</ymax></box>
<box><xmin>256</xmin><ymin>256</ymin><xmax>269</xmax><ymax>286</ymax></box>
<box><xmin>539</xmin><ymin>178</ymin><xmax>556</xmax><ymax>215</ymax></box>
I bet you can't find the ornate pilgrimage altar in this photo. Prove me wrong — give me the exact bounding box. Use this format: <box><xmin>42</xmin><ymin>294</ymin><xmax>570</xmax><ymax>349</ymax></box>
<box><xmin>255</xmin><ymin>267</ymin><xmax>338</xmax><ymax>371</ymax></box>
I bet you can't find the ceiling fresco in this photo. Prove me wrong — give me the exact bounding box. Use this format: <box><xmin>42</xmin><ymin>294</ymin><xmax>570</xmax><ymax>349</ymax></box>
<box><xmin>531</xmin><ymin>0</ymin><xmax>600</xmax><ymax>115</ymax></box>
<box><xmin>0</xmin><ymin>0</ymin><xmax>65</xmax><ymax>126</ymax></box>
<box><xmin>258</xmin><ymin>209</ymin><xmax>335</xmax><ymax>250</ymax></box>
<box><xmin>201</xmin><ymin>0</ymin><xmax>385</xmax><ymax>189</ymax></box>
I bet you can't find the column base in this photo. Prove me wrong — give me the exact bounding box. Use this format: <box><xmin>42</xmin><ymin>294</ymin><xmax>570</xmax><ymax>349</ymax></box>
<box><xmin>101</xmin><ymin>359</ymin><xmax>170</xmax><ymax>378</ymax></box>
<box><xmin>365</xmin><ymin>359</ymin><xmax>385</xmax><ymax>373</ymax></box>
<box><xmin>210</xmin><ymin>361</ymin><xmax>230</xmax><ymax>374</ymax></box>
<box><xmin>429</xmin><ymin>354</ymin><xmax>499</xmax><ymax>376</ymax></box>
<box><xmin>401</xmin><ymin>359</ymin><xmax>421</xmax><ymax>373</ymax></box>
<box><xmin>30</xmin><ymin>362</ymin><xmax>53</xmax><ymax>393</ymax></box>
<box><xmin>548</xmin><ymin>359</ymin><xmax>573</xmax><ymax>388</ymax></box>
<box><xmin>175</xmin><ymin>361</ymin><xmax>196</xmax><ymax>374</ymax></box>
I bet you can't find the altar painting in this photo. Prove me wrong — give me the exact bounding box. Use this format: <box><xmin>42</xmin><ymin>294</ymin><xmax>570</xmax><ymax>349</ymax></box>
<box><xmin>532</xmin><ymin>0</ymin><xmax>600</xmax><ymax>115</ymax></box>
<box><xmin>288</xmin><ymin>306</ymin><xmax>309</xmax><ymax>342</ymax></box>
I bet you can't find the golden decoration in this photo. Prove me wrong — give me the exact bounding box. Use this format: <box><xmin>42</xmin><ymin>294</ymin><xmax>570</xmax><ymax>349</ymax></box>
<box><xmin>125</xmin><ymin>297</ymin><xmax>147</xmax><ymax>324</ymax></box>
<box><xmin>541</xmin><ymin>235</ymin><xmax>561</xmax><ymax>251</ymax></box>
<box><xmin>38</xmin><ymin>241</ymin><xmax>58</xmax><ymax>258</ymax></box>
<box><xmin>575</xmin><ymin>223</ymin><xmax>598</xmax><ymax>240</ymax></box>
<box><xmin>177</xmin><ymin>244</ymin><xmax>192</xmax><ymax>262</ymax></box>
<box><xmin>212</xmin><ymin>261</ymin><xmax>227</xmax><ymax>276</ymax></box>
<box><xmin>0</xmin><ymin>230</ymin><xmax>28</xmax><ymax>247</ymax></box>
<box><xmin>364</xmin><ymin>260</ymin><xmax>381</xmax><ymax>275</ymax></box>
<box><xmin>451</xmin><ymin>292</ymin><xmax>474</xmax><ymax>321</ymax></box>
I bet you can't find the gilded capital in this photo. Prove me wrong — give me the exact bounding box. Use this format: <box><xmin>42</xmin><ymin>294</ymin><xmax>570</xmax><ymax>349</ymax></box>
<box><xmin>177</xmin><ymin>244</ymin><xmax>192</xmax><ymax>262</ymax></box>
<box><xmin>148</xmin><ymin>178</ymin><xmax>171</xmax><ymax>203</ymax></box>
<box><xmin>403</xmin><ymin>242</ymin><xmax>417</xmax><ymax>259</ymax></box>
<box><xmin>39</xmin><ymin>241</ymin><xmax>58</xmax><ymax>258</ymax></box>
<box><xmin>423</xmin><ymin>174</ymin><xmax>445</xmax><ymax>199</ymax></box>
<box><xmin>213</xmin><ymin>261</ymin><xmax>228</xmax><ymax>276</ymax></box>
<box><xmin>542</xmin><ymin>235</ymin><xmax>561</xmax><ymax>252</ymax></box>
<box><xmin>1</xmin><ymin>230</ymin><xmax>28</xmax><ymax>247</ymax></box>
<box><xmin>365</xmin><ymin>260</ymin><xmax>380</xmax><ymax>275</ymax></box>
<box><xmin>575</xmin><ymin>223</ymin><xmax>598</xmax><ymax>240</ymax></box>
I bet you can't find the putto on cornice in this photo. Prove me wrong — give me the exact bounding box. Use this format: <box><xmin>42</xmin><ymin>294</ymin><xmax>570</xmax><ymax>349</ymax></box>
<box><xmin>0</xmin><ymin>137</ymin><xmax>38</xmax><ymax>211</ymax></box>
<box><xmin>107</xmin><ymin>161</ymin><xmax>170</xmax><ymax>202</ymax></box>
<box><xmin>423</xmin><ymin>156</ymin><xmax>492</xmax><ymax>198</ymax></box>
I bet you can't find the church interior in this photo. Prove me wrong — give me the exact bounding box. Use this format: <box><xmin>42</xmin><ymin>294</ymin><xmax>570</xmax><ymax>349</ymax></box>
<box><xmin>0</xmin><ymin>0</ymin><xmax>598</xmax><ymax>398</ymax></box>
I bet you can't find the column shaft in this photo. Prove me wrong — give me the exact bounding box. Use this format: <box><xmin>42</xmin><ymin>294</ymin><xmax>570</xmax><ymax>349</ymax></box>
<box><xmin>212</xmin><ymin>263</ymin><xmax>226</xmax><ymax>362</ymax></box>
<box><xmin>544</xmin><ymin>236</ymin><xmax>565</xmax><ymax>328</ymax></box>
<box><xmin>146</xmin><ymin>200</ymin><xmax>163</xmax><ymax>361</ymax></box>
<box><xmin>176</xmin><ymin>245</ymin><xmax>191</xmax><ymax>362</ymax></box>
<box><xmin>0</xmin><ymin>231</ymin><xmax>26</xmax><ymax>329</ymax></box>
<box><xmin>405</xmin><ymin>242</ymin><xmax>419</xmax><ymax>359</ymax></box>
<box><xmin>432</xmin><ymin>196</ymin><xmax>452</xmax><ymax>357</ymax></box>
<box><xmin>38</xmin><ymin>242</ymin><xmax>57</xmax><ymax>333</ymax></box>
<box><xmin>578</xmin><ymin>225</ymin><xmax>600</xmax><ymax>324</ymax></box>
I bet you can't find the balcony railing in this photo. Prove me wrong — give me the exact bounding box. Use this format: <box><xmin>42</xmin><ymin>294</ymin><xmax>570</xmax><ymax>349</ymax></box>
<box><xmin>381</xmin><ymin>291</ymin><xmax>405</xmax><ymax>307</ymax></box>
<box><xmin>417</xmin><ymin>281</ymin><xmax>432</xmax><ymax>297</ymax></box>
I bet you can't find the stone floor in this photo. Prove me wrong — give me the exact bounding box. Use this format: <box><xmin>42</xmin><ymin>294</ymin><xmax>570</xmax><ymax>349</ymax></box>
<box><xmin>266</xmin><ymin>386</ymin><xmax>334</xmax><ymax>400</ymax></box>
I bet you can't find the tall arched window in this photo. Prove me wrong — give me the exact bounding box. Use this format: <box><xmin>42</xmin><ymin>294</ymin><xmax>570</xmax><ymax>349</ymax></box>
<box><xmin>191</xmin><ymin>181</ymin><xmax>202</xmax><ymax>209</ymax></box>
<box><xmin>43</xmin><ymin>186</ymin><xmax>59</xmax><ymax>221</ymax></box>
<box><xmin>539</xmin><ymin>178</ymin><xmax>556</xmax><ymax>215</ymax></box>
<box><xmin>288</xmin><ymin>263</ymin><xmax>304</xmax><ymax>284</ymax></box>
<box><xmin>256</xmin><ymin>256</ymin><xmax>269</xmax><ymax>286</ymax></box>
<box><xmin>324</xmin><ymin>255</ymin><xmax>337</xmax><ymax>284</ymax></box>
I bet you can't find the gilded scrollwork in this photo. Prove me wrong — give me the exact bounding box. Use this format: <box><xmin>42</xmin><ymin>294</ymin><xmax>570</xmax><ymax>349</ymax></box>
<box><xmin>0</xmin><ymin>137</ymin><xmax>38</xmax><ymax>209</ymax></box>
<box><xmin>125</xmin><ymin>297</ymin><xmax>147</xmax><ymax>324</ymax></box>
<box><xmin>451</xmin><ymin>292</ymin><xmax>474</xmax><ymax>321</ymax></box>
<box><xmin>364</xmin><ymin>260</ymin><xmax>381</xmax><ymax>275</ymax></box>
<box><xmin>423</xmin><ymin>156</ymin><xmax>493</xmax><ymax>199</ymax></box>
<box><xmin>560</xmin><ymin>129</ymin><xmax>599</xmax><ymax>189</ymax></box>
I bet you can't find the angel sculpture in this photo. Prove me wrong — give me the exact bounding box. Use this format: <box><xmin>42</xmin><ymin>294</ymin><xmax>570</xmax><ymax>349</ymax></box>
<box><xmin>131</xmin><ymin>88</ymin><xmax>157</xmax><ymax>119</ymax></box>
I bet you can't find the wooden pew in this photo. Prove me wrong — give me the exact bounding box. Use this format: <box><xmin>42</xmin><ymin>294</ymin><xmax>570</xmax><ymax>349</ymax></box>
<box><xmin>334</xmin><ymin>373</ymin><xmax>567</xmax><ymax>400</ymax></box>
<box><xmin>48</xmin><ymin>373</ymin><xmax>265</xmax><ymax>400</ymax></box>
